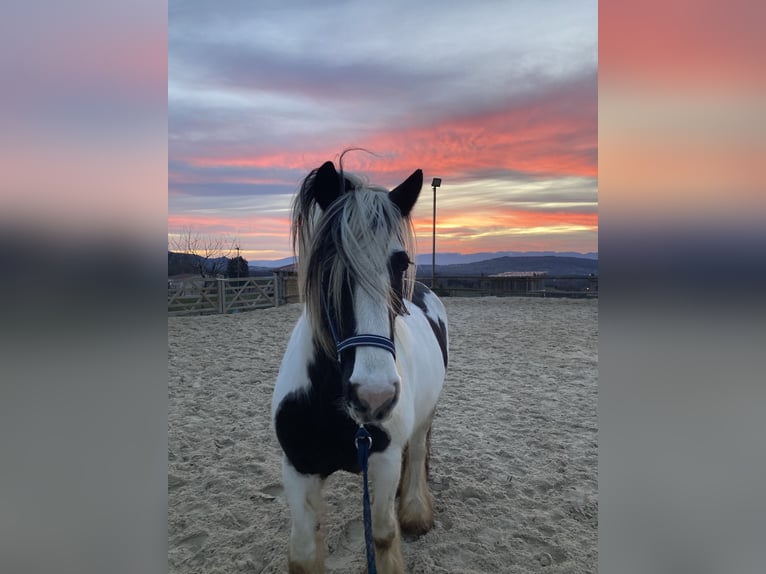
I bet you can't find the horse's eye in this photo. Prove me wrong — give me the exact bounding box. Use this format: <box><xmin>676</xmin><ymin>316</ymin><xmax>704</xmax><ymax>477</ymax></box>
<box><xmin>390</xmin><ymin>252</ymin><xmax>410</xmax><ymax>273</ymax></box>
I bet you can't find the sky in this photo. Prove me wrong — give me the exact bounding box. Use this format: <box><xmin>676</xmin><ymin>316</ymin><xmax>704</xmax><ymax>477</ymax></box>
<box><xmin>5</xmin><ymin>4</ymin><xmax>765</xmax><ymax>572</ymax></box>
<box><xmin>168</xmin><ymin>0</ymin><xmax>598</xmax><ymax>261</ymax></box>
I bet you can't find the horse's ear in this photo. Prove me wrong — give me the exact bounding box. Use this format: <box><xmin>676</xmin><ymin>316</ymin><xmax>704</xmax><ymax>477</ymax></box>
<box><xmin>313</xmin><ymin>161</ymin><xmax>342</xmax><ymax>210</ymax></box>
<box><xmin>389</xmin><ymin>169</ymin><xmax>423</xmax><ymax>217</ymax></box>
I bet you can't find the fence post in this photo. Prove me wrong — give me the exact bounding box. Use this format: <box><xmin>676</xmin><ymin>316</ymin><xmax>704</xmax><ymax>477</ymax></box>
<box><xmin>217</xmin><ymin>278</ymin><xmax>226</xmax><ymax>314</ymax></box>
<box><xmin>274</xmin><ymin>272</ymin><xmax>281</xmax><ymax>307</ymax></box>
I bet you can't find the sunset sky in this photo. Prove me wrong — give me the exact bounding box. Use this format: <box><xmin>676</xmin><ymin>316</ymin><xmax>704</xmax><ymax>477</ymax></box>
<box><xmin>168</xmin><ymin>0</ymin><xmax>598</xmax><ymax>261</ymax></box>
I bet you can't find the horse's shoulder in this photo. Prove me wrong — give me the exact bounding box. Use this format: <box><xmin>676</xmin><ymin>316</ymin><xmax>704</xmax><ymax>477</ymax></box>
<box><xmin>409</xmin><ymin>282</ymin><xmax>447</xmax><ymax>320</ymax></box>
<box><xmin>405</xmin><ymin>282</ymin><xmax>448</xmax><ymax>367</ymax></box>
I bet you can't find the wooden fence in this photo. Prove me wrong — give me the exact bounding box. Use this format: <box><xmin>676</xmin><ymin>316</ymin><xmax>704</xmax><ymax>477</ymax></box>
<box><xmin>428</xmin><ymin>274</ymin><xmax>598</xmax><ymax>298</ymax></box>
<box><xmin>168</xmin><ymin>272</ymin><xmax>596</xmax><ymax>316</ymax></box>
<box><xmin>168</xmin><ymin>274</ymin><xmax>299</xmax><ymax>316</ymax></box>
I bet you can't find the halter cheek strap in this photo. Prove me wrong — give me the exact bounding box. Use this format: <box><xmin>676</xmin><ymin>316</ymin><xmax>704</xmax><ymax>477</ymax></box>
<box><xmin>321</xmin><ymin>290</ymin><xmax>396</xmax><ymax>363</ymax></box>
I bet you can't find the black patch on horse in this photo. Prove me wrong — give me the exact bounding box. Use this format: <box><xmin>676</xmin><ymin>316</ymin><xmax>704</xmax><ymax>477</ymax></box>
<box><xmin>275</xmin><ymin>351</ymin><xmax>392</xmax><ymax>478</ymax></box>
<box><xmin>389</xmin><ymin>250</ymin><xmax>411</xmax><ymax>317</ymax></box>
<box><xmin>411</xmin><ymin>282</ymin><xmax>449</xmax><ymax>368</ymax></box>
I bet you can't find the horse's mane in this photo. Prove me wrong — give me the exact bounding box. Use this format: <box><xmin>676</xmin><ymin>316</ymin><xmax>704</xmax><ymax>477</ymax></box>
<box><xmin>291</xmin><ymin>162</ymin><xmax>417</xmax><ymax>357</ymax></box>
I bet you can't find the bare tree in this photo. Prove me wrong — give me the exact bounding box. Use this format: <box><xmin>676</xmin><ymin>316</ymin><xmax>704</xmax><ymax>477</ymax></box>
<box><xmin>170</xmin><ymin>228</ymin><xmax>238</xmax><ymax>278</ymax></box>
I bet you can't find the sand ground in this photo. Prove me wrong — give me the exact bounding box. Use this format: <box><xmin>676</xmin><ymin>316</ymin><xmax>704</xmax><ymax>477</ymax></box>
<box><xmin>169</xmin><ymin>296</ymin><xmax>598</xmax><ymax>573</ymax></box>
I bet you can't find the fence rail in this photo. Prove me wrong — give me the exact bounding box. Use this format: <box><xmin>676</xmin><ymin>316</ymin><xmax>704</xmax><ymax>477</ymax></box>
<box><xmin>168</xmin><ymin>273</ymin><xmax>596</xmax><ymax>316</ymax></box>
<box><xmin>428</xmin><ymin>274</ymin><xmax>598</xmax><ymax>298</ymax></box>
<box><xmin>168</xmin><ymin>275</ymin><xmax>298</xmax><ymax>316</ymax></box>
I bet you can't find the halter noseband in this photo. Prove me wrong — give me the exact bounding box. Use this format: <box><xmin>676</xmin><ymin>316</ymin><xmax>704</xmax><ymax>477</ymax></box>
<box><xmin>321</xmin><ymin>289</ymin><xmax>396</xmax><ymax>364</ymax></box>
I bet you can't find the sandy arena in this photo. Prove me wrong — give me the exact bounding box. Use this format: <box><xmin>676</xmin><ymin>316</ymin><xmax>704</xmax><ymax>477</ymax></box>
<box><xmin>169</xmin><ymin>296</ymin><xmax>597</xmax><ymax>573</ymax></box>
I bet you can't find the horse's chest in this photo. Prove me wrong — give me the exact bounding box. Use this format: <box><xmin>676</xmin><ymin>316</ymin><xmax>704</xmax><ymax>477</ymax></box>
<box><xmin>274</xmin><ymin>370</ymin><xmax>391</xmax><ymax>478</ymax></box>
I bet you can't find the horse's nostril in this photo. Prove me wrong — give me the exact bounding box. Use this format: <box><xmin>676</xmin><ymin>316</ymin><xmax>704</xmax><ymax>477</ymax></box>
<box><xmin>346</xmin><ymin>385</ymin><xmax>367</xmax><ymax>413</ymax></box>
<box><xmin>374</xmin><ymin>394</ymin><xmax>398</xmax><ymax>420</ymax></box>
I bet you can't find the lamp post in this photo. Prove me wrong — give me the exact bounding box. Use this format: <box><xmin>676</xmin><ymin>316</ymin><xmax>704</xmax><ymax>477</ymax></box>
<box><xmin>431</xmin><ymin>177</ymin><xmax>441</xmax><ymax>289</ymax></box>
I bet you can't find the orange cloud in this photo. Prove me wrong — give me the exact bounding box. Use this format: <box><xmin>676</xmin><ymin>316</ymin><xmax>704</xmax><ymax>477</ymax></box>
<box><xmin>181</xmin><ymin>81</ymin><xmax>596</xmax><ymax>187</ymax></box>
<box><xmin>168</xmin><ymin>203</ymin><xmax>597</xmax><ymax>259</ymax></box>
<box><xmin>367</xmin><ymin>103</ymin><xmax>596</xmax><ymax>181</ymax></box>
<box><xmin>171</xmin><ymin>82</ymin><xmax>597</xmax><ymax>257</ymax></box>
<box><xmin>168</xmin><ymin>214</ymin><xmax>291</xmax><ymax>240</ymax></box>
<box><xmin>412</xmin><ymin>209</ymin><xmax>597</xmax><ymax>239</ymax></box>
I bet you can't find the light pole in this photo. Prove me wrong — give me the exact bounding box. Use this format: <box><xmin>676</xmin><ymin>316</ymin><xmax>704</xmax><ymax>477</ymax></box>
<box><xmin>431</xmin><ymin>177</ymin><xmax>441</xmax><ymax>289</ymax></box>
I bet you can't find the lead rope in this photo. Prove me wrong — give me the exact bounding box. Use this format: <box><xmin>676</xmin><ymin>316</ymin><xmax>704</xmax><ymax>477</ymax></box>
<box><xmin>355</xmin><ymin>425</ymin><xmax>377</xmax><ymax>574</ymax></box>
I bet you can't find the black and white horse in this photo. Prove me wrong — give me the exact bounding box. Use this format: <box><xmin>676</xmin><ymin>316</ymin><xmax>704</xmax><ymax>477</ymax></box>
<box><xmin>271</xmin><ymin>158</ymin><xmax>449</xmax><ymax>573</ymax></box>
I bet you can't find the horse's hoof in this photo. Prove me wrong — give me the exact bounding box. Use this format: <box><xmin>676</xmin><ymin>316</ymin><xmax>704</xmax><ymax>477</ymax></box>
<box><xmin>399</xmin><ymin>514</ymin><xmax>434</xmax><ymax>536</ymax></box>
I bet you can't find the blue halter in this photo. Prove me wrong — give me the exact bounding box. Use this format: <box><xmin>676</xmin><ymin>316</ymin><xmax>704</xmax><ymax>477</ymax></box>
<box><xmin>321</xmin><ymin>289</ymin><xmax>396</xmax><ymax>363</ymax></box>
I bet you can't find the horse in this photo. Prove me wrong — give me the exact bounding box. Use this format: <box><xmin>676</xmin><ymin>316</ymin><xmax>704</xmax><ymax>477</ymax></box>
<box><xmin>271</xmin><ymin>158</ymin><xmax>449</xmax><ymax>573</ymax></box>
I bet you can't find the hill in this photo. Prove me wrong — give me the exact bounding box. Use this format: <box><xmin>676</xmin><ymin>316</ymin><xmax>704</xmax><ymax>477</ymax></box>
<box><xmin>248</xmin><ymin>256</ymin><xmax>296</xmax><ymax>269</ymax></box>
<box><xmin>416</xmin><ymin>256</ymin><xmax>598</xmax><ymax>277</ymax></box>
<box><xmin>415</xmin><ymin>251</ymin><xmax>597</xmax><ymax>266</ymax></box>
<box><xmin>244</xmin><ymin>252</ymin><xmax>597</xmax><ymax>270</ymax></box>
<box><xmin>170</xmin><ymin>251</ymin><xmax>598</xmax><ymax>278</ymax></box>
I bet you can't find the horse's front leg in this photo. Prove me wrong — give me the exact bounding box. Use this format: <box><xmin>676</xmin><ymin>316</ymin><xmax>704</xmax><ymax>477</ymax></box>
<box><xmin>369</xmin><ymin>446</ymin><xmax>404</xmax><ymax>574</ymax></box>
<box><xmin>398</xmin><ymin>420</ymin><xmax>435</xmax><ymax>535</ymax></box>
<box><xmin>282</xmin><ymin>457</ymin><xmax>325</xmax><ymax>574</ymax></box>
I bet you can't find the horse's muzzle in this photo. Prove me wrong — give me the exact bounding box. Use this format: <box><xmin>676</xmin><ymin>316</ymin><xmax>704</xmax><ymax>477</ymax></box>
<box><xmin>348</xmin><ymin>381</ymin><xmax>400</xmax><ymax>423</ymax></box>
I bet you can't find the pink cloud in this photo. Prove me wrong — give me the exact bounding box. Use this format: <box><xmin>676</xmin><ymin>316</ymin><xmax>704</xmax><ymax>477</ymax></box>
<box><xmin>180</xmin><ymin>77</ymin><xmax>596</xmax><ymax>187</ymax></box>
<box><xmin>170</xmin><ymin>77</ymin><xmax>597</xmax><ymax>256</ymax></box>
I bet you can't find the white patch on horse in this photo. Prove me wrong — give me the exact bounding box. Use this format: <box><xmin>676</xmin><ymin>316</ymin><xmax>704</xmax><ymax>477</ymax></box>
<box><xmin>349</xmin><ymin>280</ymin><xmax>401</xmax><ymax>417</ymax></box>
<box><xmin>271</xmin><ymin>312</ymin><xmax>314</xmax><ymax>419</ymax></box>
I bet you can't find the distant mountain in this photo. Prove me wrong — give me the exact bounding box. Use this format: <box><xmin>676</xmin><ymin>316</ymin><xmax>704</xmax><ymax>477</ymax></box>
<box><xmin>416</xmin><ymin>256</ymin><xmax>598</xmax><ymax>277</ymax></box>
<box><xmin>415</xmin><ymin>251</ymin><xmax>598</xmax><ymax>266</ymax></box>
<box><xmin>248</xmin><ymin>256</ymin><xmax>296</xmax><ymax>269</ymax></box>
<box><xmin>245</xmin><ymin>252</ymin><xmax>597</xmax><ymax>269</ymax></box>
<box><xmin>170</xmin><ymin>250</ymin><xmax>598</xmax><ymax>277</ymax></box>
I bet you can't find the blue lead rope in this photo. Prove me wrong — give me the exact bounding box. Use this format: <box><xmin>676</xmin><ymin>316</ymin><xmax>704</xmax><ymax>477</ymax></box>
<box><xmin>355</xmin><ymin>425</ymin><xmax>377</xmax><ymax>574</ymax></box>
